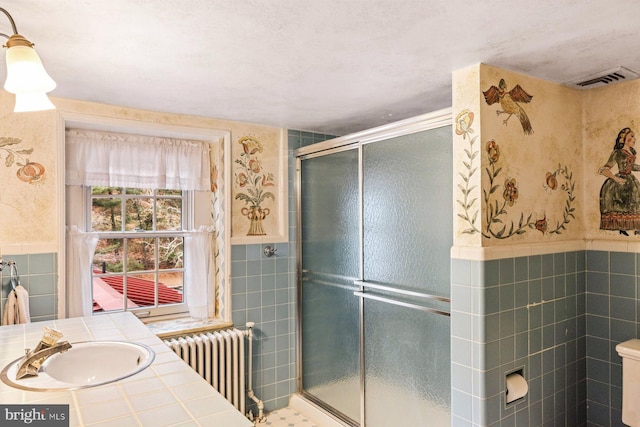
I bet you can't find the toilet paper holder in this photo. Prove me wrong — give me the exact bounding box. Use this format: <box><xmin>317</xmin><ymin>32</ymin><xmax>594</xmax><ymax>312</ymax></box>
<box><xmin>505</xmin><ymin>368</ymin><xmax>528</xmax><ymax>406</ymax></box>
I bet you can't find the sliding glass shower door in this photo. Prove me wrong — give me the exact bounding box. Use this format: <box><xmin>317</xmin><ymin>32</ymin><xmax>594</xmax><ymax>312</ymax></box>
<box><xmin>361</xmin><ymin>127</ymin><xmax>452</xmax><ymax>427</ymax></box>
<box><xmin>299</xmin><ymin>147</ymin><xmax>361</xmax><ymax>424</ymax></box>
<box><xmin>298</xmin><ymin>120</ymin><xmax>452</xmax><ymax>427</ymax></box>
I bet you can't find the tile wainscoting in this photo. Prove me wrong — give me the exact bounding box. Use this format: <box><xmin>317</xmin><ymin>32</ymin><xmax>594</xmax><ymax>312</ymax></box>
<box><xmin>451</xmin><ymin>248</ymin><xmax>640</xmax><ymax>427</ymax></box>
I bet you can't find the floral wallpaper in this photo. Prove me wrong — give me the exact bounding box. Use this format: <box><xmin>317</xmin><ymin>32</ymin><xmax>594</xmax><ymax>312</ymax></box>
<box><xmin>0</xmin><ymin>94</ymin><xmax>58</xmax><ymax>247</ymax></box>
<box><xmin>230</xmin><ymin>128</ymin><xmax>286</xmax><ymax>242</ymax></box>
<box><xmin>234</xmin><ymin>135</ymin><xmax>276</xmax><ymax>236</ymax></box>
<box><xmin>455</xmin><ymin>109</ymin><xmax>576</xmax><ymax>240</ymax></box>
<box><xmin>452</xmin><ymin>63</ymin><xmax>584</xmax><ymax>247</ymax></box>
<box><xmin>0</xmin><ymin>137</ymin><xmax>46</xmax><ymax>184</ymax></box>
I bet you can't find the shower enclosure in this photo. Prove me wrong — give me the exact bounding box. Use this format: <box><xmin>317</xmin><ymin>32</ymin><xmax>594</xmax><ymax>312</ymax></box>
<box><xmin>295</xmin><ymin>110</ymin><xmax>453</xmax><ymax>427</ymax></box>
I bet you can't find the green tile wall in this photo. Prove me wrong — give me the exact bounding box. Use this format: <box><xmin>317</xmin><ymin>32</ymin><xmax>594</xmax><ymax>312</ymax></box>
<box><xmin>451</xmin><ymin>252</ymin><xmax>586</xmax><ymax>427</ymax></box>
<box><xmin>584</xmin><ymin>250</ymin><xmax>640</xmax><ymax>427</ymax></box>
<box><xmin>0</xmin><ymin>253</ymin><xmax>58</xmax><ymax>322</ymax></box>
<box><xmin>452</xmin><ymin>249</ymin><xmax>640</xmax><ymax>427</ymax></box>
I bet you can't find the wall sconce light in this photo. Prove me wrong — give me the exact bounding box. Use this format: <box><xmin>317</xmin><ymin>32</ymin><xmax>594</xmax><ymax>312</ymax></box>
<box><xmin>0</xmin><ymin>7</ymin><xmax>56</xmax><ymax>112</ymax></box>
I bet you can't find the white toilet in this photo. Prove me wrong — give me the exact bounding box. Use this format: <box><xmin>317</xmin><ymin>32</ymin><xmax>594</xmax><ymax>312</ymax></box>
<box><xmin>617</xmin><ymin>339</ymin><xmax>640</xmax><ymax>427</ymax></box>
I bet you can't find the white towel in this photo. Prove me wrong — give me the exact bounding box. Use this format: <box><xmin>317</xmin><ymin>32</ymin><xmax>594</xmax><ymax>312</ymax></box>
<box><xmin>2</xmin><ymin>290</ymin><xmax>16</xmax><ymax>325</ymax></box>
<box><xmin>2</xmin><ymin>285</ymin><xmax>31</xmax><ymax>325</ymax></box>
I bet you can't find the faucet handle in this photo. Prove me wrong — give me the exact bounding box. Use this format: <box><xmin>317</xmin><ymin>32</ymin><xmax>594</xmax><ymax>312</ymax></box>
<box><xmin>32</xmin><ymin>327</ymin><xmax>63</xmax><ymax>354</ymax></box>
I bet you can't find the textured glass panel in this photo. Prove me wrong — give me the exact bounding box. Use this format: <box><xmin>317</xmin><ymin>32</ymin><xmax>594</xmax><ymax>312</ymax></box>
<box><xmin>300</xmin><ymin>148</ymin><xmax>360</xmax><ymax>423</ymax></box>
<box><xmin>364</xmin><ymin>298</ymin><xmax>451</xmax><ymax>427</ymax></box>
<box><xmin>301</xmin><ymin>277</ymin><xmax>360</xmax><ymax>422</ymax></box>
<box><xmin>301</xmin><ymin>149</ymin><xmax>360</xmax><ymax>279</ymax></box>
<box><xmin>363</xmin><ymin>126</ymin><xmax>452</xmax><ymax>426</ymax></box>
<box><xmin>363</xmin><ymin>126</ymin><xmax>453</xmax><ymax>296</ymax></box>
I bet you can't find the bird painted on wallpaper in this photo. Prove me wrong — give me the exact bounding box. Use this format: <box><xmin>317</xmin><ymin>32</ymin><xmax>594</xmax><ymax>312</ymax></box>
<box><xmin>483</xmin><ymin>79</ymin><xmax>534</xmax><ymax>135</ymax></box>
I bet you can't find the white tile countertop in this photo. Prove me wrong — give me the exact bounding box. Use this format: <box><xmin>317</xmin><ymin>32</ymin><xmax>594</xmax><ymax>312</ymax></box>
<box><xmin>0</xmin><ymin>312</ymin><xmax>253</xmax><ymax>427</ymax></box>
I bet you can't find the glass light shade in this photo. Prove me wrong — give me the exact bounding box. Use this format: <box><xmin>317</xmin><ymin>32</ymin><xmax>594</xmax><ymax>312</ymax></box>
<box><xmin>4</xmin><ymin>45</ymin><xmax>56</xmax><ymax>94</ymax></box>
<box><xmin>13</xmin><ymin>92</ymin><xmax>55</xmax><ymax>112</ymax></box>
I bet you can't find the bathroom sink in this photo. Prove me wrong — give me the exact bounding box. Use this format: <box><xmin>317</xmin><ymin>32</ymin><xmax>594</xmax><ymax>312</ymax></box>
<box><xmin>0</xmin><ymin>341</ymin><xmax>155</xmax><ymax>391</ymax></box>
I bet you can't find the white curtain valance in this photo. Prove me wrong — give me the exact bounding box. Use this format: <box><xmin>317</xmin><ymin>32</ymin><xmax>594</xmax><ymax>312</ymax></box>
<box><xmin>65</xmin><ymin>129</ymin><xmax>211</xmax><ymax>191</ymax></box>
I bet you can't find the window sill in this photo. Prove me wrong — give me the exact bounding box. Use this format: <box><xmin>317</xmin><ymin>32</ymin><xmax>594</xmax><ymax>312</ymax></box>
<box><xmin>143</xmin><ymin>315</ymin><xmax>233</xmax><ymax>339</ymax></box>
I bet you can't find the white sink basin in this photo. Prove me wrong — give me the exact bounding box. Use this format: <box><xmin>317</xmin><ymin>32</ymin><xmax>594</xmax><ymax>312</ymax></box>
<box><xmin>0</xmin><ymin>341</ymin><xmax>155</xmax><ymax>391</ymax></box>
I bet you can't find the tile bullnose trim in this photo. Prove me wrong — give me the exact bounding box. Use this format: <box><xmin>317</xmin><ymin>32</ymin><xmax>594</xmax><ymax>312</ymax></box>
<box><xmin>586</xmin><ymin>239</ymin><xmax>639</xmax><ymax>253</ymax></box>
<box><xmin>451</xmin><ymin>240</ymin><xmax>586</xmax><ymax>261</ymax></box>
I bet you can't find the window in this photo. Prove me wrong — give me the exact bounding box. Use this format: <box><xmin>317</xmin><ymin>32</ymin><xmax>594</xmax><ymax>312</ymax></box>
<box><xmin>64</xmin><ymin>123</ymin><xmax>230</xmax><ymax>321</ymax></box>
<box><xmin>89</xmin><ymin>187</ymin><xmax>189</xmax><ymax>317</ymax></box>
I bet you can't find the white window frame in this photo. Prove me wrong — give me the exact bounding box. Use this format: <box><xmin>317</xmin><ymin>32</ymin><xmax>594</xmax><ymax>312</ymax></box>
<box><xmin>87</xmin><ymin>186</ymin><xmax>191</xmax><ymax>317</ymax></box>
<box><xmin>59</xmin><ymin>112</ymin><xmax>232</xmax><ymax>321</ymax></box>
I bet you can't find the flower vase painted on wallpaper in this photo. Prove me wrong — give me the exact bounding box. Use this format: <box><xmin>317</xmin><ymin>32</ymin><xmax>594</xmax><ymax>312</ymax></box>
<box><xmin>234</xmin><ymin>135</ymin><xmax>275</xmax><ymax>236</ymax></box>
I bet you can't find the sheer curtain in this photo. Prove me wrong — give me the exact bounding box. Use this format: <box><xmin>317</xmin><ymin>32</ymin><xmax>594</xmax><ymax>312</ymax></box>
<box><xmin>65</xmin><ymin>128</ymin><xmax>220</xmax><ymax>318</ymax></box>
<box><xmin>66</xmin><ymin>226</ymin><xmax>98</xmax><ymax>318</ymax></box>
<box><xmin>184</xmin><ymin>226</ymin><xmax>216</xmax><ymax>319</ymax></box>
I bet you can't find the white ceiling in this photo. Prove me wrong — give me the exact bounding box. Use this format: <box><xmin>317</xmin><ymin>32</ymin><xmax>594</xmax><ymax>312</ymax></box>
<box><xmin>4</xmin><ymin>1</ymin><xmax>640</xmax><ymax>135</ymax></box>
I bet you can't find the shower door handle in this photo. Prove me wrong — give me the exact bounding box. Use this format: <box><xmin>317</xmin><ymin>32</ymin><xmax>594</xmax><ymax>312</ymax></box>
<box><xmin>353</xmin><ymin>280</ymin><xmax>451</xmax><ymax>303</ymax></box>
<box><xmin>353</xmin><ymin>291</ymin><xmax>450</xmax><ymax>316</ymax></box>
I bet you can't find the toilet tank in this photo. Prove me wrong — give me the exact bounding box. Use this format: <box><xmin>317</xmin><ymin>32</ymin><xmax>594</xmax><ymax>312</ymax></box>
<box><xmin>617</xmin><ymin>339</ymin><xmax>640</xmax><ymax>427</ymax></box>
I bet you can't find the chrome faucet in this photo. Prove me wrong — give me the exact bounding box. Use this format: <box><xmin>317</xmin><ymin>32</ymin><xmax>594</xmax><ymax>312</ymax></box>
<box><xmin>15</xmin><ymin>332</ymin><xmax>72</xmax><ymax>380</ymax></box>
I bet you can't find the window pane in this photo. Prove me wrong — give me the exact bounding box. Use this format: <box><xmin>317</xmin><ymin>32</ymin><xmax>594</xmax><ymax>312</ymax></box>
<box><xmin>127</xmin><ymin>273</ymin><xmax>157</xmax><ymax>308</ymax></box>
<box><xmin>159</xmin><ymin>237</ymin><xmax>183</xmax><ymax>269</ymax></box>
<box><xmin>92</xmin><ymin>186</ymin><xmax>122</xmax><ymax>195</ymax></box>
<box><xmin>157</xmin><ymin>189</ymin><xmax>181</xmax><ymax>196</ymax></box>
<box><xmin>92</xmin><ymin>274</ymin><xmax>130</xmax><ymax>312</ymax></box>
<box><xmin>125</xmin><ymin>199</ymin><xmax>153</xmax><ymax>231</ymax></box>
<box><xmin>91</xmin><ymin>198</ymin><xmax>122</xmax><ymax>231</ymax></box>
<box><xmin>126</xmin><ymin>188</ymin><xmax>153</xmax><ymax>196</ymax></box>
<box><xmin>157</xmin><ymin>198</ymin><xmax>182</xmax><ymax>230</ymax></box>
<box><xmin>159</xmin><ymin>271</ymin><xmax>183</xmax><ymax>305</ymax></box>
<box><xmin>93</xmin><ymin>239</ymin><xmax>124</xmax><ymax>272</ymax></box>
<box><xmin>127</xmin><ymin>238</ymin><xmax>156</xmax><ymax>271</ymax></box>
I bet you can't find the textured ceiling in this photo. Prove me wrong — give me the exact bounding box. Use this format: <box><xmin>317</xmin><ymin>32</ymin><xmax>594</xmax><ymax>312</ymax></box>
<box><xmin>3</xmin><ymin>0</ymin><xmax>640</xmax><ymax>135</ymax></box>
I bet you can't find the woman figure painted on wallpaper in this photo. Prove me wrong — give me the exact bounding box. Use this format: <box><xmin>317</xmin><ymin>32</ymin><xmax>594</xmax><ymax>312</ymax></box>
<box><xmin>599</xmin><ymin>127</ymin><xmax>640</xmax><ymax>235</ymax></box>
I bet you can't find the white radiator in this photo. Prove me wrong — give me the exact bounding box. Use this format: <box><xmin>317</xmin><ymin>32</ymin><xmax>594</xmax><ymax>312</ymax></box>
<box><xmin>163</xmin><ymin>328</ymin><xmax>246</xmax><ymax>414</ymax></box>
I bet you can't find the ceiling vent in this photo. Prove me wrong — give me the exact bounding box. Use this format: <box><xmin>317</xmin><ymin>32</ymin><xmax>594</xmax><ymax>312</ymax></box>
<box><xmin>566</xmin><ymin>66</ymin><xmax>640</xmax><ymax>89</ymax></box>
